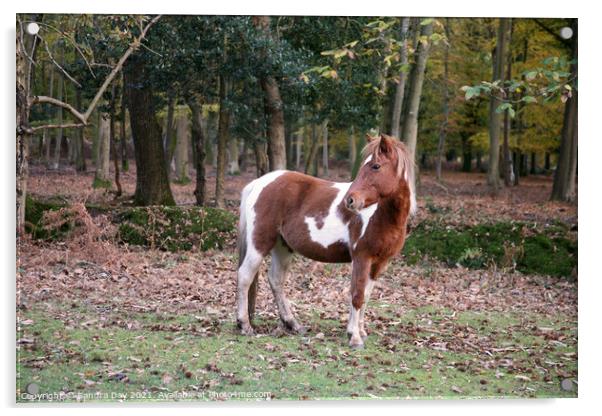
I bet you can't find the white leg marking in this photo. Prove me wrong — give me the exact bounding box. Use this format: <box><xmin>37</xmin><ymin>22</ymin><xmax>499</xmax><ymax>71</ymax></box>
<box><xmin>237</xmin><ymin>170</ymin><xmax>286</xmax><ymax>331</ymax></box>
<box><xmin>359</xmin><ymin>279</ymin><xmax>376</xmax><ymax>338</ymax></box>
<box><xmin>304</xmin><ymin>182</ymin><xmax>351</xmax><ymax>248</ymax></box>
<box><xmin>347</xmin><ymin>304</ymin><xmax>363</xmax><ymax>347</ymax></box>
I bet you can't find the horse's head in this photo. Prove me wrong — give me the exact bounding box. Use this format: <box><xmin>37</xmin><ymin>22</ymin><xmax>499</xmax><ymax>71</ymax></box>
<box><xmin>344</xmin><ymin>133</ymin><xmax>416</xmax><ymax>214</ymax></box>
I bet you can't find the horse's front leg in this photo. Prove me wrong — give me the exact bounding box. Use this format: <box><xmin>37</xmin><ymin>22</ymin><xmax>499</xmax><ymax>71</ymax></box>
<box><xmin>347</xmin><ymin>257</ymin><xmax>372</xmax><ymax>349</ymax></box>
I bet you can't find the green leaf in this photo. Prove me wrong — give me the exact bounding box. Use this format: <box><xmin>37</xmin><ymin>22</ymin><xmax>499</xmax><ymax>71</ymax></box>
<box><xmin>524</xmin><ymin>71</ymin><xmax>538</xmax><ymax>81</ymax></box>
<box><xmin>420</xmin><ymin>18</ymin><xmax>434</xmax><ymax>26</ymax></box>
<box><xmin>521</xmin><ymin>96</ymin><xmax>537</xmax><ymax>104</ymax></box>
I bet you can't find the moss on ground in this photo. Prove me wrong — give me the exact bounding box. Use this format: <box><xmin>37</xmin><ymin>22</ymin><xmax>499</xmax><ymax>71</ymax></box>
<box><xmin>116</xmin><ymin>206</ymin><xmax>237</xmax><ymax>251</ymax></box>
<box><xmin>16</xmin><ymin>301</ymin><xmax>577</xmax><ymax>402</ymax></box>
<box><xmin>403</xmin><ymin>221</ymin><xmax>577</xmax><ymax>278</ymax></box>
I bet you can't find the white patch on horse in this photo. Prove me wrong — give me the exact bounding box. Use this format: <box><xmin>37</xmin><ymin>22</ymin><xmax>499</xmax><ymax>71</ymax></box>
<box><xmin>242</xmin><ymin>170</ymin><xmax>287</xmax><ymax>260</ymax></box>
<box><xmin>304</xmin><ymin>182</ymin><xmax>351</xmax><ymax>249</ymax></box>
<box><xmin>353</xmin><ymin>203</ymin><xmax>379</xmax><ymax>250</ymax></box>
<box><xmin>363</xmin><ymin>154</ymin><xmax>372</xmax><ymax>165</ymax></box>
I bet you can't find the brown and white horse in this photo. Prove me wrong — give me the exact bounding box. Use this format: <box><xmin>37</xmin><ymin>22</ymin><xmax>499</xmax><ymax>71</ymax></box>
<box><xmin>236</xmin><ymin>133</ymin><xmax>416</xmax><ymax>349</ymax></box>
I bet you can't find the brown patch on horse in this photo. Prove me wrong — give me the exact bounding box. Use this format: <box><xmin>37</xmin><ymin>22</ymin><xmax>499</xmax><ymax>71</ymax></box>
<box><xmin>252</xmin><ymin>172</ymin><xmax>352</xmax><ymax>262</ymax></box>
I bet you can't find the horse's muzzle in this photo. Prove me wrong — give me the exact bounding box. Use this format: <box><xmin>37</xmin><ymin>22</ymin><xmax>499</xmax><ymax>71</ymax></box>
<box><xmin>345</xmin><ymin>194</ymin><xmax>364</xmax><ymax>212</ymax></box>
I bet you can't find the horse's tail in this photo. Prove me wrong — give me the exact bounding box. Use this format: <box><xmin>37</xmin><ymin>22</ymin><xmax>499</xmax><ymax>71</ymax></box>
<box><xmin>238</xmin><ymin>182</ymin><xmax>259</xmax><ymax>320</ymax></box>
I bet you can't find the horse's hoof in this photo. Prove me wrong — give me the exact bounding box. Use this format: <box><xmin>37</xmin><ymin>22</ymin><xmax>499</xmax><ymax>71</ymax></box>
<box><xmin>283</xmin><ymin>319</ymin><xmax>305</xmax><ymax>335</ymax></box>
<box><xmin>238</xmin><ymin>322</ymin><xmax>255</xmax><ymax>336</ymax></box>
<box><xmin>349</xmin><ymin>342</ymin><xmax>365</xmax><ymax>350</ymax></box>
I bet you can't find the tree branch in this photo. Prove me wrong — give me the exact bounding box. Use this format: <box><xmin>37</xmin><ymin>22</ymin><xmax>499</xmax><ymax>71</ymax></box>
<box><xmin>29</xmin><ymin>95</ymin><xmax>87</xmax><ymax>124</ymax></box>
<box><xmin>83</xmin><ymin>14</ymin><xmax>162</xmax><ymax>121</ymax></box>
<box><xmin>27</xmin><ymin>123</ymin><xmax>86</xmax><ymax>133</ymax></box>
<box><xmin>533</xmin><ymin>19</ymin><xmax>571</xmax><ymax>48</ymax></box>
<box><xmin>27</xmin><ymin>14</ymin><xmax>163</xmax><ymax>128</ymax></box>
<box><xmin>39</xmin><ymin>35</ymin><xmax>82</xmax><ymax>88</ymax></box>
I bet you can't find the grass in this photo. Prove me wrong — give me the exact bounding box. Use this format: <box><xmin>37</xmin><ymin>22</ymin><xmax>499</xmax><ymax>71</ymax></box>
<box><xmin>17</xmin><ymin>301</ymin><xmax>577</xmax><ymax>402</ymax></box>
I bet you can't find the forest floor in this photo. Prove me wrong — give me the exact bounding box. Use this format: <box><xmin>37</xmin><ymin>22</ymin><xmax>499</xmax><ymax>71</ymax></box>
<box><xmin>17</xmin><ymin>161</ymin><xmax>578</xmax><ymax>402</ymax></box>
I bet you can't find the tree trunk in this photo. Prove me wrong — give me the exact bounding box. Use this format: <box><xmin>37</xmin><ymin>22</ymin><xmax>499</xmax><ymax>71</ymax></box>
<box><xmin>401</xmin><ymin>20</ymin><xmax>433</xmax><ymax>170</ymax></box>
<box><xmin>188</xmin><ymin>97</ymin><xmax>206</xmax><ymax>205</ymax></box>
<box><xmin>74</xmin><ymin>88</ymin><xmax>86</xmax><ymax>172</ymax></box>
<box><xmin>305</xmin><ymin>124</ymin><xmax>319</xmax><ymax>176</ymax></box>
<box><xmin>551</xmin><ymin>19</ymin><xmax>578</xmax><ymax>202</ymax></box>
<box><xmin>93</xmin><ymin>113</ymin><xmax>111</xmax><ymax>188</ymax></box>
<box><xmin>436</xmin><ymin>18</ymin><xmax>451</xmax><ymax>181</ymax></box>
<box><xmin>110</xmin><ymin>84</ymin><xmax>122</xmax><ymax>196</ymax></box>
<box><xmin>120</xmin><ymin>73</ymin><xmax>129</xmax><ymax>171</ymax></box>
<box><xmin>254</xmin><ymin>16</ymin><xmax>287</xmax><ymax>170</ymax></box>
<box><xmin>174</xmin><ymin>112</ymin><xmax>191</xmax><ymax>183</ymax></box>
<box><xmin>390</xmin><ymin>17</ymin><xmax>411</xmax><ymax>139</ymax></box>
<box><xmin>530</xmin><ymin>153</ymin><xmax>537</xmax><ymax>175</ymax></box>
<box><xmin>321</xmin><ymin>120</ymin><xmax>329</xmax><ymax>177</ymax></box>
<box><xmin>227</xmin><ymin>137</ymin><xmax>240</xmax><ymax>175</ymax></box>
<box><xmin>164</xmin><ymin>92</ymin><xmax>177</xmax><ymax>177</ymax></box>
<box><xmin>215</xmin><ymin>74</ymin><xmax>230</xmax><ymax>208</ymax></box>
<box><xmin>254</xmin><ymin>141</ymin><xmax>268</xmax><ymax>177</ymax></box>
<box><xmin>502</xmin><ymin>20</ymin><xmax>514</xmax><ymax>187</ymax></box>
<box><xmin>295</xmin><ymin>129</ymin><xmax>303</xmax><ymax>170</ymax></box>
<box><xmin>16</xmin><ymin>27</ymin><xmax>30</xmax><ymax>235</ymax></box>
<box><xmin>349</xmin><ymin>126</ymin><xmax>357</xmax><ymax>172</ymax></box>
<box><xmin>124</xmin><ymin>55</ymin><xmax>175</xmax><ymax>206</ymax></box>
<box><xmin>44</xmin><ymin>69</ymin><xmax>54</xmax><ymax>165</ymax></box>
<box><xmin>487</xmin><ymin>18</ymin><xmax>509</xmax><ymax>192</ymax></box>
<box><xmin>52</xmin><ymin>67</ymin><xmax>64</xmax><ymax>170</ymax></box>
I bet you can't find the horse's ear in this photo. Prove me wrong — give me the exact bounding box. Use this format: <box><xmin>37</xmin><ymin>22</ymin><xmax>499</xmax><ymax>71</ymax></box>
<box><xmin>365</xmin><ymin>133</ymin><xmax>378</xmax><ymax>143</ymax></box>
<box><xmin>379</xmin><ymin>134</ymin><xmax>395</xmax><ymax>155</ymax></box>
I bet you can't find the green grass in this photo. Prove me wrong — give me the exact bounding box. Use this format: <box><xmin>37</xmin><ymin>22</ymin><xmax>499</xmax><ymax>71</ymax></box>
<box><xmin>403</xmin><ymin>221</ymin><xmax>577</xmax><ymax>278</ymax></box>
<box><xmin>17</xmin><ymin>302</ymin><xmax>577</xmax><ymax>402</ymax></box>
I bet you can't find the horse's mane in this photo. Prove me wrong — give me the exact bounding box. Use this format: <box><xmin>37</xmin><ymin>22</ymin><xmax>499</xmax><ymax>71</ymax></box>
<box><xmin>360</xmin><ymin>134</ymin><xmax>417</xmax><ymax>215</ymax></box>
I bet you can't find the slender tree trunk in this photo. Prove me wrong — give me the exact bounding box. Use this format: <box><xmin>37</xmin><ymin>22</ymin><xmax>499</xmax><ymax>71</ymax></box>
<box><xmin>296</xmin><ymin>129</ymin><xmax>303</xmax><ymax>170</ymax></box>
<box><xmin>164</xmin><ymin>92</ymin><xmax>177</xmax><ymax>177</ymax></box>
<box><xmin>551</xmin><ymin>19</ymin><xmax>578</xmax><ymax>202</ymax></box>
<box><xmin>16</xmin><ymin>28</ymin><xmax>30</xmax><ymax>235</ymax></box>
<box><xmin>215</xmin><ymin>74</ymin><xmax>230</xmax><ymax>208</ymax></box>
<box><xmin>44</xmin><ymin>69</ymin><xmax>54</xmax><ymax>165</ymax></box>
<box><xmin>502</xmin><ymin>20</ymin><xmax>514</xmax><ymax>186</ymax></box>
<box><xmin>530</xmin><ymin>153</ymin><xmax>537</xmax><ymax>174</ymax></box>
<box><xmin>228</xmin><ymin>137</ymin><xmax>240</xmax><ymax>175</ymax></box>
<box><xmin>436</xmin><ymin>18</ymin><xmax>451</xmax><ymax>181</ymax></box>
<box><xmin>174</xmin><ymin>112</ymin><xmax>191</xmax><ymax>183</ymax></box>
<box><xmin>487</xmin><ymin>18</ymin><xmax>509</xmax><ymax>191</ymax></box>
<box><xmin>124</xmin><ymin>55</ymin><xmax>175</xmax><ymax>206</ymax></box>
<box><xmin>52</xmin><ymin>66</ymin><xmax>64</xmax><ymax>170</ymax></box>
<box><xmin>305</xmin><ymin>124</ymin><xmax>319</xmax><ymax>176</ymax></box>
<box><xmin>254</xmin><ymin>16</ymin><xmax>287</xmax><ymax>170</ymax></box>
<box><xmin>74</xmin><ymin>88</ymin><xmax>86</xmax><ymax>172</ymax></box>
<box><xmin>321</xmin><ymin>120</ymin><xmax>329</xmax><ymax>177</ymax></box>
<box><xmin>120</xmin><ymin>73</ymin><xmax>129</xmax><ymax>171</ymax></box>
<box><xmin>110</xmin><ymin>84</ymin><xmax>122</xmax><ymax>196</ymax></box>
<box><xmin>240</xmin><ymin>140</ymin><xmax>249</xmax><ymax>173</ymax></box>
<box><xmin>187</xmin><ymin>97</ymin><xmax>207</xmax><ymax>205</ymax></box>
<box><xmin>390</xmin><ymin>17</ymin><xmax>411</xmax><ymax>139</ymax></box>
<box><xmin>349</xmin><ymin>126</ymin><xmax>357</xmax><ymax>171</ymax></box>
<box><xmin>93</xmin><ymin>113</ymin><xmax>111</xmax><ymax>188</ymax></box>
<box><xmin>401</xmin><ymin>20</ymin><xmax>433</xmax><ymax>169</ymax></box>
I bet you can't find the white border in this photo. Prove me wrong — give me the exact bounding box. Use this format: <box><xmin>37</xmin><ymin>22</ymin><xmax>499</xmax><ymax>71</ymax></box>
<box><xmin>2</xmin><ymin>1</ymin><xmax>599</xmax><ymax>415</ymax></box>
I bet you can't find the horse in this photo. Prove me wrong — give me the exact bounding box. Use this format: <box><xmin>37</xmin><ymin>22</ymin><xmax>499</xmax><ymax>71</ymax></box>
<box><xmin>235</xmin><ymin>133</ymin><xmax>416</xmax><ymax>349</ymax></box>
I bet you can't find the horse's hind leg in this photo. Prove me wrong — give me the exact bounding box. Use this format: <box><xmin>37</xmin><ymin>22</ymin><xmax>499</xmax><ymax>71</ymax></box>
<box><xmin>268</xmin><ymin>238</ymin><xmax>305</xmax><ymax>334</ymax></box>
<box><xmin>237</xmin><ymin>250</ymin><xmax>263</xmax><ymax>335</ymax></box>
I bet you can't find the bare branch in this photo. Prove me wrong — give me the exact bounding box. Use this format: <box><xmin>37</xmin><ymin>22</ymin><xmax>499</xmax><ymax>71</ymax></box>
<box><xmin>30</xmin><ymin>95</ymin><xmax>87</xmax><ymax>124</ymax></box>
<box><xmin>40</xmin><ymin>35</ymin><xmax>82</xmax><ymax>88</ymax></box>
<box><xmin>83</xmin><ymin>14</ymin><xmax>163</xmax><ymax>121</ymax></box>
<box><xmin>28</xmin><ymin>123</ymin><xmax>86</xmax><ymax>133</ymax></box>
<box><xmin>37</xmin><ymin>21</ymin><xmax>97</xmax><ymax>79</ymax></box>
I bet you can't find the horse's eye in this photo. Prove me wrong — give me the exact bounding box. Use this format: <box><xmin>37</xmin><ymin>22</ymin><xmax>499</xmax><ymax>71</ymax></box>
<box><xmin>371</xmin><ymin>163</ymin><xmax>381</xmax><ymax>171</ymax></box>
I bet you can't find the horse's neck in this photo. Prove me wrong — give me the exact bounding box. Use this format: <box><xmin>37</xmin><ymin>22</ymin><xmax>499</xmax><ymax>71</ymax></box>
<box><xmin>378</xmin><ymin>190</ymin><xmax>409</xmax><ymax>227</ymax></box>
